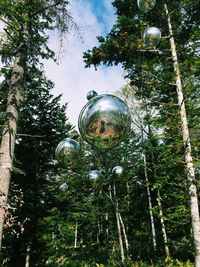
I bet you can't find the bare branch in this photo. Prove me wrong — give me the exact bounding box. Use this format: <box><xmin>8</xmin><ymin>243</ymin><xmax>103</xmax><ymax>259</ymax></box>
<box><xmin>16</xmin><ymin>134</ymin><xmax>46</xmax><ymax>138</ymax></box>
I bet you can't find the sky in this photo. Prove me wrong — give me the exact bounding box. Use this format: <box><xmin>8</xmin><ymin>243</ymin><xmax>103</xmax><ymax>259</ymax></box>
<box><xmin>44</xmin><ymin>0</ymin><xmax>126</xmax><ymax>130</ymax></box>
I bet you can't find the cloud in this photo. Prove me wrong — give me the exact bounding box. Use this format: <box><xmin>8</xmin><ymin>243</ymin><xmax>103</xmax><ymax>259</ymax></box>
<box><xmin>44</xmin><ymin>0</ymin><xmax>125</xmax><ymax>130</ymax></box>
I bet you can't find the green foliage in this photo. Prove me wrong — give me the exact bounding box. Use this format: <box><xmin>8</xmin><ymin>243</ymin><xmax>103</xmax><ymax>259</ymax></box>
<box><xmin>1</xmin><ymin>0</ymin><xmax>199</xmax><ymax>266</ymax></box>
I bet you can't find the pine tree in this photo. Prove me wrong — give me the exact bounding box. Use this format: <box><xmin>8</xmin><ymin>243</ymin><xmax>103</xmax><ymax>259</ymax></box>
<box><xmin>83</xmin><ymin>0</ymin><xmax>200</xmax><ymax>263</ymax></box>
<box><xmin>0</xmin><ymin>0</ymin><xmax>74</xmax><ymax>249</ymax></box>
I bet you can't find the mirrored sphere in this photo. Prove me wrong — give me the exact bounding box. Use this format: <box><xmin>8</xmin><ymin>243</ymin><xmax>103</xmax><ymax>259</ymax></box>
<box><xmin>137</xmin><ymin>0</ymin><xmax>156</xmax><ymax>13</ymax></box>
<box><xmin>59</xmin><ymin>182</ymin><xmax>69</xmax><ymax>191</ymax></box>
<box><xmin>143</xmin><ymin>27</ymin><xmax>161</xmax><ymax>47</ymax></box>
<box><xmin>88</xmin><ymin>170</ymin><xmax>101</xmax><ymax>181</ymax></box>
<box><xmin>78</xmin><ymin>94</ymin><xmax>131</xmax><ymax>149</ymax></box>
<box><xmin>112</xmin><ymin>166</ymin><xmax>124</xmax><ymax>177</ymax></box>
<box><xmin>87</xmin><ymin>90</ymin><xmax>98</xmax><ymax>100</ymax></box>
<box><xmin>55</xmin><ymin>138</ymin><xmax>80</xmax><ymax>166</ymax></box>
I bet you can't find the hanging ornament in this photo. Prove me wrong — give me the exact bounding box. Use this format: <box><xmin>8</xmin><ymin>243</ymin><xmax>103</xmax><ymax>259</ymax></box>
<box><xmin>137</xmin><ymin>0</ymin><xmax>156</xmax><ymax>13</ymax></box>
<box><xmin>112</xmin><ymin>166</ymin><xmax>124</xmax><ymax>178</ymax></box>
<box><xmin>55</xmin><ymin>137</ymin><xmax>80</xmax><ymax>166</ymax></box>
<box><xmin>78</xmin><ymin>94</ymin><xmax>131</xmax><ymax>149</ymax></box>
<box><xmin>143</xmin><ymin>27</ymin><xmax>161</xmax><ymax>47</ymax></box>
<box><xmin>59</xmin><ymin>182</ymin><xmax>69</xmax><ymax>191</ymax></box>
<box><xmin>88</xmin><ymin>170</ymin><xmax>101</xmax><ymax>181</ymax></box>
<box><xmin>87</xmin><ymin>90</ymin><xmax>98</xmax><ymax>100</ymax></box>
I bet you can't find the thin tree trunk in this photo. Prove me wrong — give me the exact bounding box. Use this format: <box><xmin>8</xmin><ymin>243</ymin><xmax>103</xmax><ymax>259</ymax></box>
<box><xmin>105</xmin><ymin>212</ymin><xmax>109</xmax><ymax>237</ymax></box>
<box><xmin>25</xmin><ymin>243</ymin><xmax>31</xmax><ymax>267</ymax></box>
<box><xmin>157</xmin><ymin>190</ymin><xmax>170</xmax><ymax>256</ymax></box>
<box><xmin>143</xmin><ymin>153</ymin><xmax>157</xmax><ymax>252</ymax></box>
<box><xmin>164</xmin><ymin>4</ymin><xmax>200</xmax><ymax>265</ymax></box>
<box><xmin>74</xmin><ymin>222</ymin><xmax>78</xmax><ymax>248</ymax></box>
<box><xmin>0</xmin><ymin>50</ymin><xmax>26</xmax><ymax>250</ymax></box>
<box><xmin>118</xmin><ymin>212</ymin><xmax>129</xmax><ymax>251</ymax></box>
<box><xmin>113</xmin><ymin>182</ymin><xmax>125</xmax><ymax>262</ymax></box>
<box><xmin>115</xmin><ymin>210</ymin><xmax>125</xmax><ymax>262</ymax></box>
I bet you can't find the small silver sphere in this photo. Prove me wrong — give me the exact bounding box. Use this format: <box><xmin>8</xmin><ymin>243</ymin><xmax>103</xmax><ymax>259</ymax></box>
<box><xmin>59</xmin><ymin>182</ymin><xmax>69</xmax><ymax>191</ymax></box>
<box><xmin>55</xmin><ymin>138</ymin><xmax>80</xmax><ymax>166</ymax></box>
<box><xmin>112</xmin><ymin>166</ymin><xmax>124</xmax><ymax>177</ymax></box>
<box><xmin>87</xmin><ymin>90</ymin><xmax>98</xmax><ymax>100</ymax></box>
<box><xmin>137</xmin><ymin>0</ymin><xmax>156</xmax><ymax>13</ymax></box>
<box><xmin>78</xmin><ymin>94</ymin><xmax>131</xmax><ymax>149</ymax></box>
<box><xmin>88</xmin><ymin>170</ymin><xmax>101</xmax><ymax>181</ymax></box>
<box><xmin>143</xmin><ymin>27</ymin><xmax>161</xmax><ymax>47</ymax></box>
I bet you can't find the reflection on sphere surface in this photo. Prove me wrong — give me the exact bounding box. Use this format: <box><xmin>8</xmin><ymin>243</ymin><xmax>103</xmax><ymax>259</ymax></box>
<box><xmin>55</xmin><ymin>138</ymin><xmax>80</xmax><ymax>166</ymax></box>
<box><xmin>143</xmin><ymin>27</ymin><xmax>161</xmax><ymax>47</ymax></box>
<box><xmin>78</xmin><ymin>94</ymin><xmax>131</xmax><ymax>149</ymax></box>
<box><xmin>112</xmin><ymin>166</ymin><xmax>124</xmax><ymax>177</ymax></box>
<box><xmin>88</xmin><ymin>170</ymin><xmax>101</xmax><ymax>181</ymax></box>
<box><xmin>59</xmin><ymin>182</ymin><xmax>69</xmax><ymax>191</ymax></box>
<box><xmin>137</xmin><ymin>0</ymin><xmax>156</xmax><ymax>13</ymax></box>
<box><xmin>87</xmin><ymin>90</ymin><xmax>98</xmax><ymax>100</ymax></box>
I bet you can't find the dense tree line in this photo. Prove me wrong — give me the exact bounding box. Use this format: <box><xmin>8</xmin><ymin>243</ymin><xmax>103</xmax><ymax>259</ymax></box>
<box><xmin>0</xmin><ymin>0</ymin><xmax>199</xmax><ymax>266</ymax></box>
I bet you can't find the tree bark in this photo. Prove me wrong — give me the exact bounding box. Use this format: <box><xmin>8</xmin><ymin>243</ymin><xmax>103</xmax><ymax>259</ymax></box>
<box><xmin>25</xmin><ymin>243</ymin><xmax>31</xmax><ymax>267</ymax></box>
<box><xmin>143</xmin><ymin>153</ymin><xmax>157</xmax><ymax>252</ymax></box>
<box><xmin>74</xmin><ymin>221</ymin><xmax>78</xmax><ymax>248</ymax></box>
<box><xmin>118</xmin><ymin>212</ymin><xmax>129</xmax><ymax>251</ymax></box>
<box><xmin>0</xmin><ymin>49</ymin><xmax>26</xmax><ymax>250</ymax></box>
<box><xmin>164</xmin><ymin>4</ymin><xmax>200</xmax><ymax>265</ymax></box>
<box><xmin>113</xmin><ymin>182</ymin><xmax>125</xmax><ymax>262</ymax></box>
<box><xmin>157</xmin><ymin>190</ymin><xmax>170</xmax><ymax>256</ymax></box>
<box><xmin>115</xmin><ymin>210</ymin><xmax>125</xmax><ymax>262</ymax></box>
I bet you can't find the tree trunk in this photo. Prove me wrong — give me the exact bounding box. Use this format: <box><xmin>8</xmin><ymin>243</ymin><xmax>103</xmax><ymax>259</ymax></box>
<box><xmin>164</xmin><ymin>4</ymin><xmax>200</xmax><ymax>265</ymax></box>
<box><xmin>113</xmin><ymin>182</ymin><xmax>125</xmax><ymax>262</ymax></box>
<box><xmin>143</xmin><ymin>153</ymin><xmax>157</xmax><ymax>252</ymax></box>
<box><xmin>115</xmin><ymin>210</ymin><xmax>125</xmax><ymax>262</ymax></box>
<box><xmin>105</xmin><ymin>212</ymin><xmax>109</xmax><ymax>237</ymax></box>
<box><xmin>74</xmin><ymin>222</ymin><xmax>78</xmax><ymax>248</ymax></box>
<box><xmin>0</xmin><ymin>50</ymin><xmax>26</xmax><ymax>250</ymax></box>
<box><xmin>157</xmin><ymin>190</ymin><xmax>170</xmax><ymax>256</ymax></box>
<box><xmin>25</xmin><ymin>243</ymin><xmax>31</xmax><ymax>267</ymax></box>
<box><xmin>118</xmin><ymin>212</ymin><xmax>129</xmax><ymax>251</ymax></box>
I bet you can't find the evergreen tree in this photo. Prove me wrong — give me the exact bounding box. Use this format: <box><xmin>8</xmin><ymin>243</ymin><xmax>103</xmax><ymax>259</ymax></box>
<box><xmin>1</xmin><ymin>68</ymin><xmax>73</xmax><ymax>266</ymax></box>
<box><xmin>0</xmin><ymin>0</ymin><xmax>74</xmax><ymax>249</ymax></box>
<box><xmin>83</xmin><ymin>0</ymin><xmax>200</xmax><ymax>263</ymax></box>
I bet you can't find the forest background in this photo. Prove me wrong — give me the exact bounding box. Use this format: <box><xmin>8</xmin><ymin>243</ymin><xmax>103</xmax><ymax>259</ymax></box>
<box><xmin>0</xmin><ymin>0</ymin><xmax>199</xmax><ymax>267</ymax></box>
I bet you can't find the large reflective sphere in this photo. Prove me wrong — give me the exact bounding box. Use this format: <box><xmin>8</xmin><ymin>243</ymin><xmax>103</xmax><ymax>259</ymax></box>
<box><xmin>143</xmin><ymin>27</ymin><xmax>161</xmax><ymax>47</ymax></box>
<box><xmin>55</xmin><ymin>138</ymin><xmax>80</xmax><ymax>166</ymax></box>
<box><xmin>78</xmin><ymin>94</ymin><xmax>131</xmax><ymax>149</ymax></box>
<box><xmin>87</xmin><ymin>90</ymin><xmax>98</xmax><ymax>100</ymax></box>
<box><xmin>112</xmin><ymin>166</ymin><xmax>124</xmax><ymax>178</ymax></box>
<box><xmin>137</xmin><ymin>0</ymin><xmax>156</xmax><ymax>13</ymax></box>
<box><xmin>88</xmin><ymin>170</ymin><xmax>101</xmax><ymax>181</ymax></box>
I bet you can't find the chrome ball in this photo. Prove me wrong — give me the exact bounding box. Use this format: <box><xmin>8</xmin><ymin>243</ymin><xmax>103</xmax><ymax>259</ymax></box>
<box><xmin>143</xmin><ymin>27</ymin><xmax>161</xmax><ymax>47</ymax></box>
<box><xmin>55</xmin><ymin>138</ymin><xmax>80</xmax><ymax>166</ymax></box>
<box><xmin>88</xmin><ymin>170</ymin><xmax>101</xmax><ymax>181</ymax></box>
<box><xmin>78</xmin><ymin>94</ymin><xmax>131</xmax><ymax>149</ymax></box>
<box><xmin>87</xmin><ymin>90</ymin><xmax>98</xmax><ymax>100</ymax></box>
<box><xmin>59</xmin><ymin>182</ymin><xmax>69</xmax><ymax>191</ymax></box>
<box><xmin>137</xmin><ymin>0</ymin><xmax>156</xmax><ymax>13</ymax></box>
<box><xmin>112</xmin><ymin>166</ymin><xmax>124</xmax><ymax>177</ymax></box>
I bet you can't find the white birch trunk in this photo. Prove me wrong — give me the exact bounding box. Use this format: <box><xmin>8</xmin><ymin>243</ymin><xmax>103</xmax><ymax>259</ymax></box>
<box><xmin>164</xmin><ymin>4</ymin><xmax>200</xmax><ymax>265</ymax></box>
<box><xmin>157</xmin><ymin>190</ymin><xmax>170</xmax><ymax>256</ymax></box>
<box><xmin>113</xmin><ymin>182</ymin><xmax>125</xmax><ymax>262</ymax></box>
<box><xmin>0</xmin><ymin>51</ymin><xmax>26</xmax><ymax>250</ymax></box>
<box><xmin>105</xmin><ymin>212</ymin><xmax>109</xmax><ymax>237</ymax></box>
<box><xmin>74</xmin><ymin>222</ymin><xmax>78</xmax><ymax>248</ymax></box>
<box><xmin>25</xmin><ymin>244</ymin><xmax>31</xmax><ymax>267</ymax></box>
<box><xmin>143</xmin><ymin>154</ymin><xmax>157</xmax><ymax>252</ymax></box>
<box><xmin>115</xmin><ymin>210</ymin><xmax>125</xmax><ymax>262</ymax></box>
<box><xmin>118</xmin><ymin>212</ymin><xmax>129</xmax><ymax>251</ymax></box>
